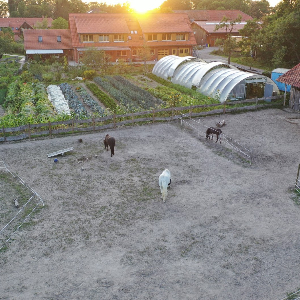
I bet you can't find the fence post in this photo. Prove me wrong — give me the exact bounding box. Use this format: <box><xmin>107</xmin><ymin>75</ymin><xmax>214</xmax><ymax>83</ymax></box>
<box><xmin>28</xmin><ymin>124</ymin><xmax>31</xmax><ymax>140</ymax></box>
<box><xmin>2</xmin><ymin>127</ymin><xmax>6</xmax><ymax>142</ymax></box>
<box><xmin>49</xmin><ymin>121</ymin><xmax>52</xmax><ymax>138</ymax></box>
<box><xmin>296</xmin><ymin>164</ymin><xmax>300</xmax><ymax>186</ymax></box>
<box><xmin>152</xmin><ymin>109</ymin><xmax>155</xmax><ymax>123</ymax></box>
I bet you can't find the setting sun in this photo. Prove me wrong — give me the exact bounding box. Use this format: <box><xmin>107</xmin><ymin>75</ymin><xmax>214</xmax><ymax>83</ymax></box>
<box><xmin>128</xmin><ymin>0</ymin><xmax>164</xmax><ymax>13</ymax></box>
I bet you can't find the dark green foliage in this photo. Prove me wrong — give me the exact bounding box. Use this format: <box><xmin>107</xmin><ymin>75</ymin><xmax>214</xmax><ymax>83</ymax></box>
<box><xmin>86</xmin><ymin>82</ymin><xmax>118</xmax><ymax>113</ymax></box>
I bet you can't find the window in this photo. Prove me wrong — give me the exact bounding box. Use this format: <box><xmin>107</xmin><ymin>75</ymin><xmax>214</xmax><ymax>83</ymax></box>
<box><xmin>172</xmin><ymin>49</ymin><xmax>176</xmax><ymax>55</ymax></box>
<box><xmin>82</xmin><ymin>34</ymin><xmax>93</xmax><ymax>42</ymax></box>
<box><xmin>162</xmin><ymin>33</ymin><xmax>171</xmax><ymax>41</ymax></box>
<box><xmin>99</xmin><ymin>34</ymin><xmax>109</xmax><ymax>42</ymax></box>
<box><xmin>114</xmin><ymin>34</ymin><xmax>124</xmax><ymax>42</ymax></box>
<box><xmin>148</xmin><ymin>34</ymin><xmax>157</xmax><ymax>41</ymax></box>
<box><xmin>57</xmin><ymin>36</ymin><xmax>61</xmax><ymax>42</ymax></box>
<box><xmin>179</xmin><ymin>48</ymin><xmax>189</xmax><ymax>56</ymax></box>
<box><xmin>38</xmin><ymin>36</ymin><xmax>43</xmax><ymax>42</ymax></box>
<box><xmin>176</xmin><ymin>33</ymin><xmax>186</xmax><ymax>41</ymax></box>
<box><xmin>117</xmin><ymin>50</ymin><xmax>126</xmax><ymax>56</ymax></box>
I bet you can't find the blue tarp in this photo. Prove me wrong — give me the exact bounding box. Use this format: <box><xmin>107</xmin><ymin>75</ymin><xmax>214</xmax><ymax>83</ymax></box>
<box><xmin>271</xmin><ymin>69</ymin><xmax>291</xmax><ymax>92</ymax></box>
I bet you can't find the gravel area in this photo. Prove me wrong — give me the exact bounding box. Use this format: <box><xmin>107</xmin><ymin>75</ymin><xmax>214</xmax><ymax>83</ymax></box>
<box><xmin>0</xmin><ymin>108</ymin><xmax>300</xmax><ymax>300</ymax></box>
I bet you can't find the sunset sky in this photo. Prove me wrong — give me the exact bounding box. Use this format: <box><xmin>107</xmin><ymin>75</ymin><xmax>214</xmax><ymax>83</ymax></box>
<box><xmin>100</xmin><ymin>0</ymin><xmax>282</xmax><ymax>13</ymax></box>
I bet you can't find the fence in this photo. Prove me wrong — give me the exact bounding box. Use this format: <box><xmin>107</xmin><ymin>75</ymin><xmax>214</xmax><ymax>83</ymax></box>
<box><xmin>0</xmin><ymin>97</ymin><xmax>281</xmax><ymax>143</ymax></box>
<box><xmin>296</xmin><ymin>164</ymin><xmax>300</xmax><ymax>195</ymax></box>
<box><xmin>180</xmin><ymin>113</ymin><xmax>252</xmax><ymax>164</ymax></box>
<box><xmin>0</xmin><ymin>161</ymin><xmax>44</xmax><ymax>251</ymax></box>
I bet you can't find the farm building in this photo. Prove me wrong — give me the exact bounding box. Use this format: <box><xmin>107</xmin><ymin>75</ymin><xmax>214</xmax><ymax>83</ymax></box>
<box><xmin>175</xmin><ymin>10</ymin><xmax>253</xmax><ymax>46</ymax></box>
<box><xmin>277</xmin><ymin>63</ymin><xmax>300</xmax><ymax>111</ymax></box>
<box><xmin>271</xmin><ymin>68</ymin><xmax>291</xmax><ymax>92</ymax></box>
<box><xmin>152</xmin><ymin>55</ymin><xmax>279</xmax><ymax>102</ymax></box>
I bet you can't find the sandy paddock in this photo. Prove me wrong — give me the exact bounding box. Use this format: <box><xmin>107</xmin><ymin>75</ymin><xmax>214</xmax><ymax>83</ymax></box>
<box><xmin>0</xmin><ymin>108</ymin><xmax>300</xmax><ymax>300</ymax></box>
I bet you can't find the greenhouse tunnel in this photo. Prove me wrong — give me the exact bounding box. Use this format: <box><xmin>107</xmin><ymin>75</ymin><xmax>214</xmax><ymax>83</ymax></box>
<box><xmin>152</xmin><ymin>55</ymin><xmax>279</xmax><ymax>103</ymax></box>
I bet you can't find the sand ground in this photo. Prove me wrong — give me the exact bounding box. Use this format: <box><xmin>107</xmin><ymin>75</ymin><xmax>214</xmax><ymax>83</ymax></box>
<box><xmin>0</xmin><ymin>108</ymin><xmax>300</xmax><ymax>300</ymax></box>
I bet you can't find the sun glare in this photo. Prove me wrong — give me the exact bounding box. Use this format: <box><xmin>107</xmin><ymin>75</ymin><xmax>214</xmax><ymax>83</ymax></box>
<box><xmin>128</xmin><ymin>0</ymin><xmax>163</xmax><ymax>13</ymax></box>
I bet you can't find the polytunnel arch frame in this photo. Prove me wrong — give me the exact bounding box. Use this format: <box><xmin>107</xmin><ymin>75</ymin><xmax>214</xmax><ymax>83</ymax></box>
<box><xmin>152</xmin><ymin>55</ymin><xmax>279</xmax><ymax>103</ymax></box>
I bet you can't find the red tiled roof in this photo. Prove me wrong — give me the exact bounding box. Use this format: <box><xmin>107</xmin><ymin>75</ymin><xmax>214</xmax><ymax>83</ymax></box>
<box><xmin>175</xmin><ymin>10</ymin><xmax>253</xmax><ymax>21</ymax></box>
<box><xmin>137</xmin><ymin>13</ymin><xmax>193</xmax><ymax>33</ymax></box>
<box><xmin>70</xmin><ymin>14</ymin><xmax>131</xmax><ymax>34</ymax></box>
<box><xmin>277</xmin><ymin>63</ymin><xmax>300</xmax><ymax>88</ymax></box>
<box><xmin>0</xmin><ymin>17</ymin><xmax>53</xmax><ymax>30</ymax></box>
<box><xmin>193</xmin><ymin>21</ymin><xmax>248</xmax><ymax>34</ymax></box>
<box><xmin>23</xmin><ymin>29</ymin><xmax>72</xmax><ymax>50</ymax></box>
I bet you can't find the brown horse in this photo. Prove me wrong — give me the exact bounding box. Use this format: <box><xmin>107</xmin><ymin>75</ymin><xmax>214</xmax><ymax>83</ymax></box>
<box><xmin>206</xmin><ymin>127</ymin><xmax>222</xmax><ymax>143</ymax></box>
<box><xmin>104</xmin><ymin>134</ymin><xmax>115</xmax><ymax>157</ymax></box>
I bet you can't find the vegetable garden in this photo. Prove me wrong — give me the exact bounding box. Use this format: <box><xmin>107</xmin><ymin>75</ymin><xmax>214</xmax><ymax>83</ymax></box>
<box><xmin>0</xmin><ymin>59</ymin><xmax>283</xmax><ymax>131</ymax></box>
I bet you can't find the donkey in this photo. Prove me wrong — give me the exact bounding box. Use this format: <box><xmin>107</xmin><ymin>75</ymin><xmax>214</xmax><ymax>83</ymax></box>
<box><xmin>104</xmin><ymin>134</ymin><xmax>115</xmax><ymax>157</ymax></box>
<box><xmin>206</xmin><ymin>127</ymin><xmax>222</xmax><ymax>144</ymax></box>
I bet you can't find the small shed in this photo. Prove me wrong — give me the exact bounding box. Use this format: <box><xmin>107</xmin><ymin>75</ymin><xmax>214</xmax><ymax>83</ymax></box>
<box><xmin>277</xmin><ymin>63</ymin><xmax>300</xmax><ymax>111</ymax></box>
<box><xmin>271</xmin><ymin>68</ymin><xmax>291</xmax><ymax>92</ymax></box>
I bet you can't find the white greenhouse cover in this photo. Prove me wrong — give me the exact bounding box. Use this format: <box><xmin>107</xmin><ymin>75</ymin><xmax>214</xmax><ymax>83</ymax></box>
<box><xmin>152</xmin><ymin>55</ymin><xmax>279</xmax><ymax>102</ymax></box>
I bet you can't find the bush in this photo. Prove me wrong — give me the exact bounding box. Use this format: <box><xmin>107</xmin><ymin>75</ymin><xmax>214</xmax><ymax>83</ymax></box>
<box><xmin>83</xmin><ymin>70</ymin><xmax>97</xmax><ymax>80</ymax></box>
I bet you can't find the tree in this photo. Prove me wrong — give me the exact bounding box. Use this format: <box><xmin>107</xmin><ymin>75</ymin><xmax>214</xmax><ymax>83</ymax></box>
<box><xmin>0</xmin><ymin>0</ymin><xmax>8</xmax><ymax>17</ymax></box>
<box><xmin>0</xmin><ymin>28</ymin><xmax>15</xmax><ymax>57</ymax></box>
<box><xmin>238</xmin><ymin>19</ymin><xmax>262</xmax><ymax>59</ymax></box>
<box><xmin>136</xmin><ymin>44</ymin><xmax>153</xmax><ymax>73</ymax></box>
<box><xmin>247</xmin><ymin>0</ymin><xmax>270</xmax><ymax>19</ymax></box>
<box><xmin>214</xmin><ymin>15</ymin><xmax>242</xmax><ymax>64</ymax></box>
<box><xmin>81</xmin><ymin>48</ymin><xmax>110</xmax><ymax>72</ymax></box>
<box><xmin>51</xmin><ymin>17</ymin><xmax>69</xmax><ymax>29</ymax></box>
<box><xmin>160</xmin><ymin>0</ymin><xmax>193</xmax><ymax>10</ymax></box>
<box><xmin>54</xmin><ymin>0</ymin><xmax>88</xmax><ymax>19</ymax></box>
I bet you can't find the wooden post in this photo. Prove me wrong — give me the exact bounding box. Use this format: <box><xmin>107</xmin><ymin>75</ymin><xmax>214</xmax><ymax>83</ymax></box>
<box><xmin>28</xmin><ymin>124</ymin><xmax>31</xmax><ymax>140</ymax></box>
<box><xmin>49</xmin><ymin>121</ymin><xmax>52</xmax><ymax>138</ymax></box>
<box><xmin>2</xmin><ymin>127</ymin><xmax>6</xmax><ymax>142</ymax></box>
<box><xmin>296</xmin><ymin>164</ymin><xmax>300</xmax><ymax>186</ymax></box>
<box><xmin>255</xmin><ymin>97</ymin><xmax>258</xmax><ymax>110</ymax></box>
<box><xmin>152</xmin><ymin>109</ymin><xmax>155</xmax><ymax>123</ymax></box>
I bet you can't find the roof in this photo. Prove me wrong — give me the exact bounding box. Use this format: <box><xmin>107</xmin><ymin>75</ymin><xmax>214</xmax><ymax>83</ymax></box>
<box><xmin>277</xmin><ymin>63</ymin><xmax>300</xmax><ymax>88</ymax></box>
<box><xmin>70</xmin><ymin>14</ymin><xmax>131</xmax><ymax>34</ymax></box>
<box><xmin>174</xmin><ymin>10</ymin><xmax>253</xmax><ymax>22</ymax></box>
<box><xmin>272</xmin><ymin>68</ymin><xmax>290</xmax><ymax>74</ymax></box>
<box><xmin>193</xmin><ymin>21</ymin><xmax>248</xmax><ymax>34</ymax></box>
<box><xmin>0</xmin><ymin>17</ymin><xmax>53</xmax><ymax>30</ymax></box>
<box><xmin>23</xmin><ymin>29</ymin><xmax>72</xmax><ymax>50</ymax></box>
<box><xmin>137</xmin><ymin>13</ymin><xmax>193</xmax><ymax>33</ymax></box>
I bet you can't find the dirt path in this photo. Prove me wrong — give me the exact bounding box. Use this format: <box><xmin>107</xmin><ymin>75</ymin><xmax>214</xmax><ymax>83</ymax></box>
<box><xmin>0</xmin><ymin>109</ymin><xmax>300</xmax><ymax>300</ymax></box>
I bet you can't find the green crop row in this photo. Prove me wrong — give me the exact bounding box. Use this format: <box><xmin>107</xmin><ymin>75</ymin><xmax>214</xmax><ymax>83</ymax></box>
<box><xmin>85</xmin><ymin>82</ymin><xmax>121</xmax><ymax>114</ymax></box>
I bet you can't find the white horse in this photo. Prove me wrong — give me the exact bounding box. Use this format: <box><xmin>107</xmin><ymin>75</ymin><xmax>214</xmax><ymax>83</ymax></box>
<box><xmin>159</xmin><ymin>169</ymin><xmax>171</xmax><ymax>202</ymax></box>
